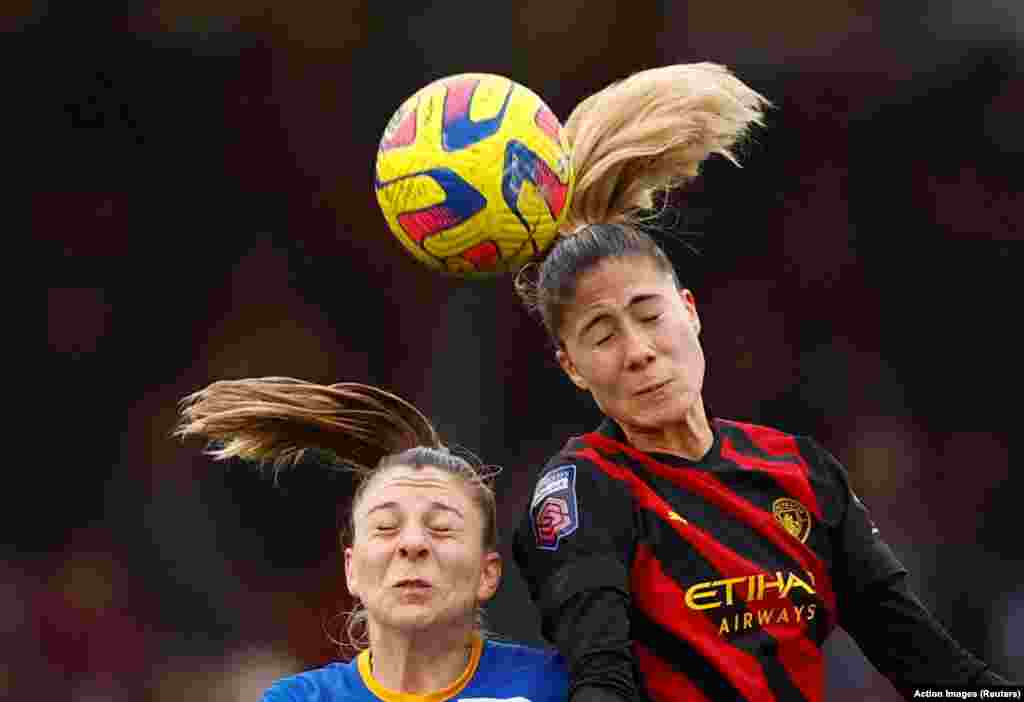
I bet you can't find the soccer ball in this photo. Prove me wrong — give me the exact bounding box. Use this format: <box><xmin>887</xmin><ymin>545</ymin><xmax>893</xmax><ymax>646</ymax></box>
<box><xmin>374</xmin><ymin>73</ymin><xmax>575</xmax><ymax>277</ymax></box>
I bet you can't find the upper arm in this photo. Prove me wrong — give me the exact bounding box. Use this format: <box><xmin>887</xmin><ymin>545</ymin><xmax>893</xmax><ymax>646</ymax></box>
<box><xmin>803</xmin><ymin>438</ymin><xmax>907</xmax><ymax>597</ymax></box>
<box><xmin>512</xmin><ymin>456</ymin><xmax>636</xmax><ymax>614</ymax></box>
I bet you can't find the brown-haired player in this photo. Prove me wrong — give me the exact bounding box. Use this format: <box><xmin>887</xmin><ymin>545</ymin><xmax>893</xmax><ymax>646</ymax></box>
<box><xmin>178</xmin><ymin>378</ymin><xmax>569</xmax><ymax>701</ymax></box>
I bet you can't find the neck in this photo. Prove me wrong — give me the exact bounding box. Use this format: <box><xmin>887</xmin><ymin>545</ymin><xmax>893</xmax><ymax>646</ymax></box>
<box><xmin>366</xmin><ymin>623</ymin><xmax>476</xmax><ymax>695</ymax></box>
<box><xmin>619</xmin><ymin>397</ymin><xmax>714</xmax><ymax>460</ymax></box>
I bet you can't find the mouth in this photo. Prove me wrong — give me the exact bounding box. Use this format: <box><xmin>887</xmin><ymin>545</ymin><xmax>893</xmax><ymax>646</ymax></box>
<box><xmin>393</xmin><ymin>579</ymin><xmax>432</xmax><ymax>589</ymax></box>
<box><xmin>635</xmin><ymin>379</ymin><xmax>671</xmax><ymax>396</ymax></box>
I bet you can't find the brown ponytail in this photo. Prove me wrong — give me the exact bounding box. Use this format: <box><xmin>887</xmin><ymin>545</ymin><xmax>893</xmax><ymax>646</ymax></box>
<box><xmin>175</xmin><ymin>376</ymin><xmax>440</xmax><ymax>474</ymax></box>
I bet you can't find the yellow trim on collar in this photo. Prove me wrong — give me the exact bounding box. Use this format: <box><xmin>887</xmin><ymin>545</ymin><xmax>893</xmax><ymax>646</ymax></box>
<box><xmin>356</xmin><ymin>632</ymin><xmax>484</xmax><ymax>702</ymax></box>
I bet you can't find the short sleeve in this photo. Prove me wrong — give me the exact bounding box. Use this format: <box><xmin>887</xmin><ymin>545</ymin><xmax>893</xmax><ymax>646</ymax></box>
<box><xmin>804</xmin><ymin>439</ymin><xmax>907</xmax><ymax>596</ymax></box>
<box><xmin>260</xmin><ymin>681</ymin><xmax>300</xmax><ymax>702</ymax></box>
<box><xmin>258</xmin><ymin>668</ymin><xmax>345</xmax><ymax>702</ymax></box>
<box><xmin>512</xmin><ymin>454</ymin><xmax>636</xmax><ymax>625</ymax></box>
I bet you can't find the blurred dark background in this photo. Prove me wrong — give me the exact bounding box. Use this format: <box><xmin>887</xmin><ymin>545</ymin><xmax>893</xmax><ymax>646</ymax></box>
<box><xmin>32</xmin><ymin>0</ymin><xmax>1021</xmax><ymax>698</ymax></box>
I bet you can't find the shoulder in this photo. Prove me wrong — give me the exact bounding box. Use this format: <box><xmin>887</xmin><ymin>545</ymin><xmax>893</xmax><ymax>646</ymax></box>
<box><xmin>481</xmin><ymin>638</ymin><xmax>566</xmax><ymax>669</ymax></box>
<box><xmin>475</xmin><ymin>640</ymin><xmax>569</xmax><ymax>693</ymax></box>
<box><xmin>529</xmin><ymin>434</ymin><xmax>631</xmax><ymax>493</ymax></box>
<box><xmin>716</xmin><ymin>417</ymin><xmax>802</xmax><ymax>455</ymax></box>
<box><xmin>717</xmin><ymin>419</ymin><xmax>847</xmax><ymax>480</ymax></box>
<box><xmin>260</xmin><ymin>662</ymin><xmax>356</xmax><ymax>702</ymax></box>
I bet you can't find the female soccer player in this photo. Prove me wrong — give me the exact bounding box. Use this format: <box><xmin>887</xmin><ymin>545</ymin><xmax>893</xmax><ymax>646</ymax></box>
<box><xmin>511</xmin><ymin>63</ymin><xmax>1014</xmax><ymax>701</ymax></box>
<box><xmin>177</xmin><ymin>377</ymin><xmax>567</xmax><ymax>701</ymax></box>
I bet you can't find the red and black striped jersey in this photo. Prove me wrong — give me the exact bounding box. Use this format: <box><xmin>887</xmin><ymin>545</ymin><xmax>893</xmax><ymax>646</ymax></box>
<box><xmin>512</xmin><ymin>417</ymin><xmax>997</xmax><ymax>701</ymax></box>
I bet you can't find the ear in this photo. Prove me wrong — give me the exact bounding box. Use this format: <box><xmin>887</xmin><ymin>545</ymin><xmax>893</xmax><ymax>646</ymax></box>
<box><xmin>476</xmin><ymin>551</ymin><xmax>502</xmax><ymax>603</ymax></box>
<box><xmin>344</xmin><ymin>546</ymin><xmax>359</xmax><ymax>598</ymax></box>
<box><xmin>680</xmin><ymin>289</ymin><xmax>701</xmax><ymax>336</ymax></box>
<box><xmin>556</xmin><ymin>347</ymin><xmax>589</xmax><ymax>391</ymax></box>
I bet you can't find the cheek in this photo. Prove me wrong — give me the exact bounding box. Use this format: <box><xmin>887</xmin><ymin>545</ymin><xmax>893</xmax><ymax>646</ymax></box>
<box><xmin>664</xmin><ymin>323</ymin><xmax>701</xmax><ymax>360</ymax></box>
<box><xmin>580</xmin><ymin>352</ymin><xmax>619</xmax><ymax>389</ymax></box>
<box><xmin>680</xmin><ymin>337</ymin><xmax>706</xmax><ymax>382</ymax></box>
<box><xmin>438</xmin><ymin>544</ymin><xmax>484</xmax><ymax>586</ymax></box>
<box><xmin>351</xmin><ymin>545</ymin><xmax>387</xmax><ymax>583</ymax></box>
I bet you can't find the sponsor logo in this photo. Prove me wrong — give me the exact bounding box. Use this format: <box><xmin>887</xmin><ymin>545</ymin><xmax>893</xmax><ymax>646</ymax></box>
<box><xmin>683</xmin><ymin>570</ymin><xmax>820</xmax><ymax>636</ymax></box>
<box><xmin>717</xmin><ymin>603</ymin><xmax>818</xmax><ymax>635</ymax></box>
<box><xmin>685</xmin><ymin>571</ymin><xmax>816</xmax><ymax>611</ymax></box>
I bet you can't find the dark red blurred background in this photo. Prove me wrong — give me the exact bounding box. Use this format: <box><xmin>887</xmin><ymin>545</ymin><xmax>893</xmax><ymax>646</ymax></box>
<box><xmin>33</xmin><ymin>0</ymin><xmax>1021</xmax><ymax>698</ymax></box>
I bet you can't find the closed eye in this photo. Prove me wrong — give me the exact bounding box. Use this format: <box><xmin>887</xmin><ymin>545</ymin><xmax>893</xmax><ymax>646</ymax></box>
<box><xmin>595</xmin><ymin>332</ymin><xmax>614</xmax><ymax>347</ymax></box>
<box><xmin>642</xmin><ymin>314</ymin><xmax>661</xmax><ymax>323</ymax></box>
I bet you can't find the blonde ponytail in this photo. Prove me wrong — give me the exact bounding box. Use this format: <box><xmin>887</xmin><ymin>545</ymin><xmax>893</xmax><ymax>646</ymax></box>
<box><xmin>562</xmin><ymin>62</ymin><xmax>770</xmax><ymax>230</ymax></box>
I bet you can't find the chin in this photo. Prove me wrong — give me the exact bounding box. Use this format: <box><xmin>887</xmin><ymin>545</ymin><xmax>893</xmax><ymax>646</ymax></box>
<box><xmin>386</xmin><ymin>610</ymin><xmax>440</xmax><ymax>632</ymax></box>
<box><xmin>627</xmin><ymin>397</ymin><xmax>691</xmax><ymax>428</ymax></box>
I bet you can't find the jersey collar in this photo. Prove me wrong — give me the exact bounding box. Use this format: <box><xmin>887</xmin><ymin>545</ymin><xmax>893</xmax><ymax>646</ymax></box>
<box><xmin>595</xmin><ymin>416</ymin><xmax>722</xmax><ymax>468</ymax></box>
<box><xmin>356</xmin><ymin>632</ymin><xmax>484</xmax><ymax>702</ymax></box>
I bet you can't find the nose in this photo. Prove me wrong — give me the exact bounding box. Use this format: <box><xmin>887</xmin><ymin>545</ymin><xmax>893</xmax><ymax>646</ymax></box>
<box><xmin>622</xmin><ymin>325</ymin><xmax>655</xmax><ymax>371</ymax></box>
<box><xmin>396</xmin><ymin>524</ymin><xmax>430</xmax><ymax>560</ymax></box>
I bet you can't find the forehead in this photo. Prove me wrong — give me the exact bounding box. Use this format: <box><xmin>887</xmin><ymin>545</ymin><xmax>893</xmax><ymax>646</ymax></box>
<box><xmin>568</xmin><ymin>257</ymin><xmax>674</xmax><ymax>315</ymax></box>
<box><xmin>357</xmin><ymin>465</ymin><xmax>472</xmax><ymax>511</ymax></box>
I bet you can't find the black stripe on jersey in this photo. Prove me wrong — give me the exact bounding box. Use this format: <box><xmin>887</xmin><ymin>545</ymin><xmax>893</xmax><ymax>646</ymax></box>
<box><xmin>792</xmin><ymin>436</ymin><xmax>846</xmax><ymax>521</ymax></box>
<box><xmin>620</xmin><ymin>446</ymin><xmax>832</xmax><ymax>644</ymax></box>
<box><xmin>611</xmin><ymin>447</ymin><xmax>814</xmax><ymax>591</ymax></box>
<box><xmin>713</xmin><ymin>422</ymin><xmax>834</xmax><ymax>562</ymax></box>
<box><xmin>632</xmin><ymin>606</ymin><xmax>747</xmax><ymax>702</ymax></box>
<box><xmin>642</xmin><ymin>510</ymin><xmax>825</xmax><ymax>691</ymax></box>
<box><xmin>707</xmin><ymin>468</ymin><xmax>834</xmax><ymax>573</ymax></box>
<box><xmin>730</xmin><ymin>629</ymin><xmax>813</xmax><ymax>702</ymax></box>
<box><xmin>571</xmin><ymin>439</ymin><xmax>828</xmax><ymax>698</ymax></box>
<box><xmin>589</xmin><ymin>421</ymin><xmax>834</xmax><ymax>572</ymax></box>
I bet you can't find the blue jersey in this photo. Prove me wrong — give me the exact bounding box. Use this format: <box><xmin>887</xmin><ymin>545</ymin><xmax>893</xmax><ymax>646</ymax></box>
<box><xmin>262</xmin><ymin>635</ymin><xmax>568</xmax><ymax>702</ymax></box>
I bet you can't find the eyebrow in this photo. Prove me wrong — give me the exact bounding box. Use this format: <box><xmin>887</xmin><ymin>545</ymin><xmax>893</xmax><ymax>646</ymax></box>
<box><xmin>578</xmin><ymin>293</ymin><xmax>662</xmax><ymax>340</ymax></box>
<box><xmin>364</xmin><ymin>501</ymin><xmax>465</xmax><ymax>519</ymax></box>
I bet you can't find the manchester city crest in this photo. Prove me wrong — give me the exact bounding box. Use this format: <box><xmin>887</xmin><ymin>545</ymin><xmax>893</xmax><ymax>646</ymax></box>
<box><xmin>772</xmin><ymin>497</ymin><xmax>812</xmax><ymax>543</ymax></box>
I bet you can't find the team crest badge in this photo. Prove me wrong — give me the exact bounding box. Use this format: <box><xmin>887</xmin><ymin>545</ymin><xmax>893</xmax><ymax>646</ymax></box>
<box><xmin>772</xmin><ymin>497</ymin><xmax>812</xmax><ymax>543</ymax></box>
<box><xmin>531</xmin><ymin>465</ymin><xmax>578</xmax><ymax>550</ymax></box>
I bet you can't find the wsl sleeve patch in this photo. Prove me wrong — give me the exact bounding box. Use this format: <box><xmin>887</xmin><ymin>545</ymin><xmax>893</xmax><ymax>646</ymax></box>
<box><xmin>530</xmin><ymin>464</ymin><xmax>578</xmax><ymax>550</ymax></box>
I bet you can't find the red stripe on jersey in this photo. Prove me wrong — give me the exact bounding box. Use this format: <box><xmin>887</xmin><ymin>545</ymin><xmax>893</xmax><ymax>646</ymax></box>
<box><xmin>579</xmin><ymin>445</ymin><xmax>828</xmax><ymax>700</ymax></box>
<box><xmin>719</xmin><ymin>421</ymin><xmax>823</xmax><ymax>519</ymax></box>
<box><xmin>581</xmin><ymin>434</ymin><xmax>837</xmax><ymax>617</ymax></box>
<box><xmin>632</xmin><ymin>543</ymin><xmax>777</xmax><ymax>702</ymax></box>
<box><xmin>634</xmin><ymin>641</ymin><xmax>712</xmax><ymax>702</ymax></box>
<box><xmin>774</xmin><ymin>634</ymin><xmax>824</xmax><ymax>702</ymax></box>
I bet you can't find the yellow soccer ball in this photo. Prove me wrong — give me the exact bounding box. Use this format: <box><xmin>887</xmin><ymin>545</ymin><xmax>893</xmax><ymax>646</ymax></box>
<box><xmin>374</xmin><ymin>73</ymin><xmax>575</xmax><ymax>278</ymax></box>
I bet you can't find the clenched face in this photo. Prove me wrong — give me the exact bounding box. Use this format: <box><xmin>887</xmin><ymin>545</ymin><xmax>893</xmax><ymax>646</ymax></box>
<box><xmin>556</xmin><ymin>256</ymin><xmax>705</xmax><ymax>435</ymax></box>
<box><xmin>345</xmin><ymin>465</ymin><xmax>500</xmax><ymax>639</ymax></box>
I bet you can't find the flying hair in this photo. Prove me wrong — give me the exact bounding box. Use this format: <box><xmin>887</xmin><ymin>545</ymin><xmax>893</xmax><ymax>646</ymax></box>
<box><xmin>561</xmin><ymin>61</ymin><xmax>770</xmax><ymax>231</ymax></box>
<box><xmin>516</xmin><ymin>62</ymin><xmax>770</xmax><ymax>341</ymax></box>
<box><xmin>175</xmin><ymin>377</ymin><xmax>440</xmax><ymax>477</ymax></box>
